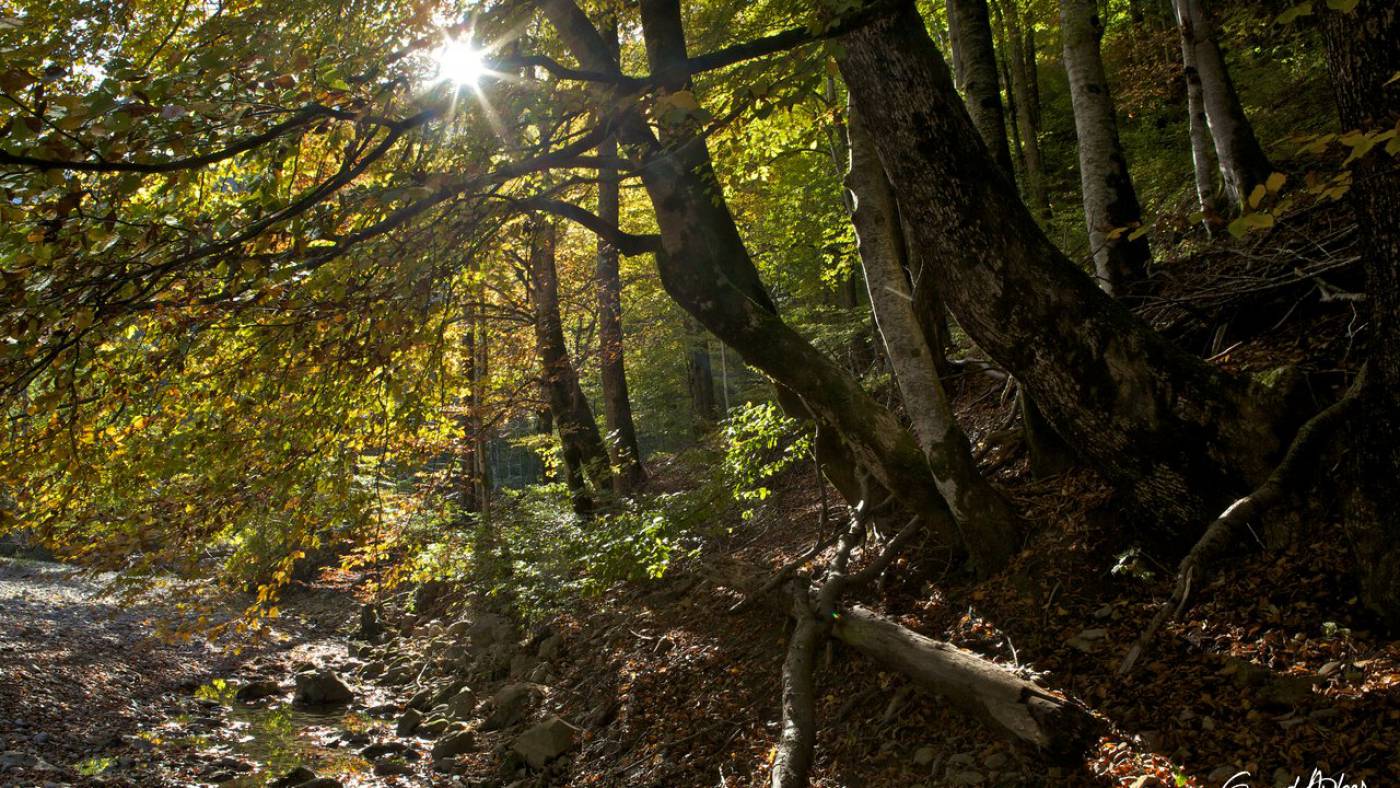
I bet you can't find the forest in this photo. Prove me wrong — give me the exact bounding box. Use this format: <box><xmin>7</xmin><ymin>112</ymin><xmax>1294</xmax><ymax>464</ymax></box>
<box><xmin>0</xmin><ymin>0</ymin><xmax>1397</xmax><ymax>785</ymax></box>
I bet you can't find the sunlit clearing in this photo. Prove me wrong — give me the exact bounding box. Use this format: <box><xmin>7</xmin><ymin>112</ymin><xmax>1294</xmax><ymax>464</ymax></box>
<box><xmin>435</xmin><ymin>39</ymin><xmax>486</xmax><ymax>86</ymax></box>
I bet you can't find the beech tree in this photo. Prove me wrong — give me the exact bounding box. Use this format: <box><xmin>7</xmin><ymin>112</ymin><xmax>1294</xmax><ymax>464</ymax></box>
<box><xmin>1059</xmin><ymin>0</ymin><xmax>1151</xmax><ymax>294</ymax></box>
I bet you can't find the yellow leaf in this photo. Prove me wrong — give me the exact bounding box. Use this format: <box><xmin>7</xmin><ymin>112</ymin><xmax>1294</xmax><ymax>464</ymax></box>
<box><xmin>1265</xmin><ymin>172</ymin><xmax>1287</xmax><ymax>193</ymax></box>
<box><xmin>1247</xmin><ymin>184</ymin><xmax>1267</xmax><ymax>209</ymax></box>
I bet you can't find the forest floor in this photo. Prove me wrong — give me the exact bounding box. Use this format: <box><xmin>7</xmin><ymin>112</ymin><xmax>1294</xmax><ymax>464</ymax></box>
<box><xmin>3</xmin><ymin>206</ymin><xmax>1399</xmax><ymax>787</ymax></box>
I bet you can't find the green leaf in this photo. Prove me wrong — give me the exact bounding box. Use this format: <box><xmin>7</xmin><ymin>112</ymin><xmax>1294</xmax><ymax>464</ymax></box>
<box><xmin>1325</xmin><ymin>0</ymin><xmax>1359</xmax><ymax>12</ymax></box>
<box><xmin>1275</xmin><ymin>2</ymin><xmax>1313</xmax><ymax>24</ymax></box>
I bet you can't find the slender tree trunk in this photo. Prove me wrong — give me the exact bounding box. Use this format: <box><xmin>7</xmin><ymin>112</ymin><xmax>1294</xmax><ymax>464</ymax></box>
<box><xmin>947</xmin><ymin>0</ymin><xmax>1015</xmax><ymax>175</ymax></box>
<box><xmin>1001</xmin><ymin>0</ymin><xmax>1050</xmax><ymax>219</ymax></box>
<box><xmin>593</xmin><ymin>16</ymin><xmax>645</xmax><ymax>495</ymax></box>
<box><xmin>838</xmin><ymin>1</ymin><xmax>1287</xmax><ymax>528</ymax></box>
<box><xmin>683</xmin><ymin>312</ymin><xmax>719</xmax><ymax>432</ymax></box>
<box><xmin>538</xmin><ymin>0</ymin><xmax>1019</xmax><ymax>573</ymax></box>
<box><xmin>846</xmin><ymin>101</ymin><xmax>1023</xmax><ymax>551</ymax></box>
<box><xmin>1180</xmin><ymin>16</ymin><xmax>1220</xmax><ymax>228</ymax></box>
<box><xmin>991</xmin><ymin>0</ymin><xmax>1027</xmax><ymax>183</ymax></box>
<box><xmin>529</xmin><ymin>217</ymin><xmax>613</xmax><ymax>514</ymax></box>
<box><xmin>1321</xmin><ymin>0</ymin><xmax>1400</xmax><ymax>626</ymax></box>
<box><xmin>1060</xmin><ymin>0</ymin><xmax>1151</xmax><ymax>295</ymax></box>
<box><xmin>945</xmin><ymin>0</ymin><xmax>967</xmax><ymax>91</ymax></box>
<box><xmin>1173</xmin><ymin>0</ymin><xmax>1273</xmax><ymax>210</ymax></box>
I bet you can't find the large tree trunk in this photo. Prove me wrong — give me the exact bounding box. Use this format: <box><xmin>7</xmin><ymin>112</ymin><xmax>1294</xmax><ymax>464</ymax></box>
<box><xmin>1059</xmin><ymin>0</ymin><xmax>1151</xmax><ymax>295</ymax></box>
<box><xmin>999</xmin><ymin>0</ymin><xmax>1050</xmax><ymax>220</ymax></box>
<box><xmin>838</xmin><ymin>0</ymin><xmax>1286</xmax><ymax>528</ymax></box>
<box><xmin>946</xmin><ymin>0</ymin><xmax>1015</xmax><ymax>175</ymax></box>
<box><xmin>537</xmin><ymin>0</ymin><xmax>1020</xmax><ymax>573</ymax></box>
<box><xmin>1321</xmin><ymin>0</ymin><xmax>1400</xmax><ymax>626</ymax></box>
<box><xmin>1172</xmin><ymin>0</ymin><xmax>1273</xmax><ymax>211</ymax></box>
<box><xmin>593</xmin><ymin>16</ymin><xmax>646</xmax><ymax>495</ymax></box>
<box><xmin>846</xmin><ymin>101</ymin><xmax>1023</xmax><ymax>553</ymax></box>
<box><xmin>529</xmin><ymin>217</ymin><xmax>613</xmax><ymax>514</ymax></box>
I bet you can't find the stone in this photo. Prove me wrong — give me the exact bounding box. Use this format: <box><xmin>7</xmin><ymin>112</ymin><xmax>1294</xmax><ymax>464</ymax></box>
<box><xmin>360</xmin><ymin>741</ymin><xmax>413</xmax><ymax>760</ymax></box>
<box><xmin>913</xmin><ymin>746</ymin><xmax>936</xmax><ymax>766</ymax></box>
<box><xmin>430</xmin><ymin>680</ymin><xmax>468</xmax><ymax>707</ymax></box>
<box><xmin>982</xmin><ymin>752</ymin><xmax>1009</xmax><ymax>770</ymax></box>
<box><xmin>296</xmin><ymin>779</ymin><xmax>343</xmax><ymax>788</ymax></box>
<box><xmin>361</xmin><ymin>661</ymin><xmax>386</xmax><ymax>679</ymax></box>
<box><xmin>536</xmin><ymin>634</ymin><xmax>563</xmax><ymax>661</ymax></box>
<box><xmin>482</xmin><ymin>684</ymin><xmax>541</xmax><ymax>731</ymax></box>
<box><xmin>382</xmin><ymin>664</ymin><xmax>420</xmax><ymax>686</ymax></box>
<box><xmin>418</xmin><ymin>717</ymin><xmax>450</xmax><ymax>736</ymax></box>
<box><xmin>468</xmin><ymin>613</ymin><xmax>517</xmax><ymax>649</ymax></box>
<box><xmin>947</xmin><ymin>771</ymin><xmax>985</xmax><ymax>785</ymax></box>
<box><xmin>527</xmin><ymin>663</ymin><xmax>552</xmax><ymax>684</ymax></box>
<box><xmin>431</xmin><ymin>730</ymin><xmax>478</xmax><ymax>760</ymax></box>
<box><xmin>408</xmin><ymin>687</ymin><xmax>436</xmax><ymax>711</ymax></box>
<box><xmin>268</xmin><ymin>765</ymin><xmax>318</xmax><ymax>787</ymax></box>
<box><xmin>511</xmin><ymin>716</ymin><xmax>578</xmax><ymax>769</ymax></box>
<box><xmin>293</xmin><ymin>670</ymin><xmax>353</xmax><ymax>706</ymax></box>
<box><xmin>366</xmin><ymin>703</ymin><xmax>399</xmax><ymax>718</ymax></box>
<box><xmin>446</xmin><ymin>689</ymin><xmax>477</xmax><ymax>719</ymax></box>
<box><xmin>1066</xmin><ymin>628</ymin><xmax>1108</xmax><ymax>653</ymax></box>
<box><xmin>509</xmin><ymin>652</ymin><xmax>539</xmax><ymax>679</ymax></box>
<box><xmin>235</xmin><ymin>679</ymin><xmax>282</xmax><ymax>702</ymax></box>
<box><xmin>373</xmin><ymin>759</ymin><xmax>415</xmax><ymax>777</ymax></box>
<box><xmin>396</xmin><ymin>708</ymin><xmax>423</xmax><ymax>737</ymax></box>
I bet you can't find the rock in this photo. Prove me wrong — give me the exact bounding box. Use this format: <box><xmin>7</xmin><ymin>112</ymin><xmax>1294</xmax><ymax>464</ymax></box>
<box><xmin>268</xmin><ymin>765</ymin><xmax>318</xmax><ymax>787</ymax></box>
<box><xmin>418</xmin><ymin>717</ymin><xmax>450</xmax><ymax>736</ymax></box>
<box><xmin>982</xmin><ymin>751</ymin><xmax>1009</xmax><ymax>770</ymax></box>
<box><xmin>373</xmin><ymin>759</ymin><xmax>415</xmax><ymax>777</ymax></box>
<box><xmin>430</xmin><ymin>680</ymin><xmax>468</xmax><ymax>707</ymax></box>
<box><xmin>446</xmin><ymin>689</ymin><xmax>477</xmax><ymax>719</ymax></box>
<box><xmin>527</xmin><ymin>663</ymin><xmax>552</xmax><ymax>684</ymax></box>
<box><xmin>1066</xmin><ymin>628</ymin><xmax>1108</xmax><ymax>653</ymax></box>
<box><xmin>360</xmin><ymin>741</ymin><xmax>413</xmax><ymax>760</ymax></box>
<box><xmin>396</xmin><ymin>708</ymin><xmax>423</xmax><ymax>737</ymax></box>
<box><xmin>361</xmin><ymin>661</ymin><xmax>386</xmax><ymax>679</ymax></box>
<box><xmin>468</xmin><ymin>613</ymin><xmax>517</xmax><ymax>649</ymax></box>
<box><xmin>512</xmin><ymin>716</ymin><xmax>578</xmax><ymax>769</ymax></box>
<box><xmin>1</xmin><ymin>751</ymin><xmax>37</xmax><ymax>769</ymax></box>
<box><xmin>1208</xmin><ymin>766</ymin><xmax>1241</xmax><ymax>784</ymax></box>
<box><xmin>382</xmin><ymin>664</ymin><xmax>420</xmax><ymax>686</ymax></box>
<box><xmin>431</xmin><ymin>730</ymin><xmax>478</xmax><ymax>760</ymax></box>
<box><xmin>296</xmin><ymin>779</ymin><xmax>343</xmax><ymax>788</ymax></box>
<box><xmin>447</xmin><ymin>619</ymin><xmax>471</xmax><ymax>639</ymax></box>
<box><xmin>408</xmin><ymin>687</ymin><xmax>436</xmax><ymax>711</ymax></box>
<box><xmin>509</xmin><ymin>652</ymin><xmax>539</xmax><ymax>679</ymax></box>
<box><xmin>293</xmin><ymin>670</ymin><xmax>353</xmax><ymax>706</ymax></box>
<box><xmin>235</xmin><ymin>679</ymin><xmax>282</xmax><ymax>702</ymax></box>
<box><xmin>913</xmin><ymin>746</ymin><xmax>936</xmax><ymax>766</ymax></box>
<box><xmin>947</xmin><ymin>770</ymin><xmax>985</xmax><ymax>785</ymax></box>
<box><xmin>1259</xmin><ymin>674</ymin><xmax>1319</xmax><ymax>708</ymax></box>
<box><xmin>366</xmin><ymin>702</ymin><xmax>399</xmax><ymax>718</ymax></box>
<box><xmin>537</xmin><ymin>634</ymin><xmax>563</xmax><ymax>661</ymax></box>
<box><xmin>483</xmin><ymin>684</ymin><xmax>541</xmax><ymax>731</ymax></box>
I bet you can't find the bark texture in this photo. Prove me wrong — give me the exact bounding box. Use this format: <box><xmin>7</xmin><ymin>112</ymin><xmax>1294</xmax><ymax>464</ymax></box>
<box><xmin>1059</xmin><ymin>0</ymin><xmax>1150</xmax><ymax>295</ymax></box>
<box><xmin>1321</xmin><ymin>0</ymin><xmax>1400</xmax><ymax>626</ymax></box>
<box><xmin>838</xmin><ymin>1</ymin><xmax>1285</xmax><ymax>528</ymax></box>
<box><xmin>1178</xmin><ymin>8</ymin><xmax>1220</xmax><ymax>225</ymax></box>
<box><xmin>594</xmin><ymin>18</ymin><xmax>645</xmax><ymax>495</ymax></box>
<box><xmin>846</xmin><ymin>102</ymin><xmax>1022</xmax><ymax>554</ymax></box>
<box><xmin>529</xmin><ymin>218</ymin><xmax>613</xmax><ymax>514</ymax></box>
<box><xmin>946</xmin><ymin>0</ymin><xmax>1016</xmax><ymax>175</ymax></box>
<box><xmin>683</xmin><ymin>312</ymin><xmax>719</xmax><ymax>432</ymax></box>
<box><xmin>1173</xmin><ymin>0</ymin><xmax>1273</xmax><ymax>210</ymax></box>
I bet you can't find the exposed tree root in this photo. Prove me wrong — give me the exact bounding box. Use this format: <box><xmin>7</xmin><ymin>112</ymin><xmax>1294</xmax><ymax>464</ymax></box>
<box><xmin>1118</xmin><ymin>368</ymin><xmax>1365</xmax><ymax>675</ymax></box>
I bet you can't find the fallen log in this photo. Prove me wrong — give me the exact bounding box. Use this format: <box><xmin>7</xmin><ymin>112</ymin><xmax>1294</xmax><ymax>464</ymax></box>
<box><xmin>703</xmin><ymin>557</ymin><xmax>1100</xmax><ymax>762</ymax></box>
<box><xmin>832</xmin><ymin>605</ymin><xmax>1098</xmax><ymax>757</ymax></box>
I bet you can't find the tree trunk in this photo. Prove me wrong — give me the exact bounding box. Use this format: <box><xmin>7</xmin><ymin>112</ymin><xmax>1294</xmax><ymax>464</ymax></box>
<box><xmin>1060</xmin><ymin>0</ymin><xmax>1151</xmax><ymax>295</ymax></box>
<box><xmin>1178</xmin><ymin>6</ymin><xmax>1220</xmax><ymax>228</ymax></box>
<box><xmin>538</xmin><ymin>0</ymin><xmax>1020</xmax><ymax>573</ymax></box>
<box><xmin>946</xmin><ymin>0</ymin><xmax>1016</xmax><ymax>176</ymax></box>
<box><xmin>838</xmin><ymin>0</ymin><xmax>1286</xmax><ymax>529</ymax></box>
<box><xmin>1173</xmin><ymin>0</ymin><xmax>1273</xmax><ymax>211</ymax></box>
<box><xmin>593</xmin><ymin>16</ymin><xmax>646</xmax><ymax>495</ymax></box>
<box><xmin>683</xmin><ymin>312</ymin><xmax>719</xmax><ymax>432</ymax></box>
<box><xmin>1000</xmin><ymin>0</ymin><xmax>1050</xmax><ymax>219</ymax></box>
<box><xmin>1320</xmin><ymin>0</ymin><xmax>1400</xmax><ymax>626</ymax></box>
<box><xmin>846</xmin><ymin>101</ymin><xmax>1023</xmax><ymax>553</ymax></box>
<box><xmin>529</xmin><ymin>217</ymin><xmax>613</xmax><ymax>514</ymax></box>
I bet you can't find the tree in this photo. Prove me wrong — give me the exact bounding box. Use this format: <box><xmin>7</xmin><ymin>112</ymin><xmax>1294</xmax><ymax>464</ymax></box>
<box><xmin>1320</xmin><ymin>0</ymin><xmax>1400</xmax><ymax>625</ymax></box>
<box><xmin>528</xmin><ymin>217</ymin><xmax>614</xmax><ymax>515</ymax></box>
<box><xmin>1172</xmin><ymin>0</ymin><xmax>1274</xmax><ymax>210</ymax></box>
<box><xmin>837</xmin><ymin>0</ymin><xmax>1287</xmax><ymax>527</ymax></box>
<box><xmin>996</xmin><ymin>0</ymin><xmax>1051</xmax><ymax>219</ymax></box>
<box><xmin>593</xmin><ymin>15</ymin><xmax>646</xmax><ymax>495</ymax></box>
<box><xmin>946</xmin><ymin>0</ymin><xmax>1016</xmax><ymax>175</ymax></box>
<box><xmin>1059</xmin><ymin>0</ymin><xmax>1151</xmax><ymax>294</ymax></box>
